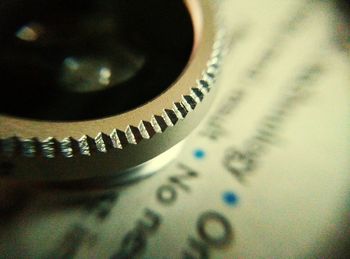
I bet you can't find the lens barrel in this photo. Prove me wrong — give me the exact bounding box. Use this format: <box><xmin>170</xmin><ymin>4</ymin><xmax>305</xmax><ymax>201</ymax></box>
<box><xmin>0</xmin><ymin>0</ymin><xmax>222</xmax><ymax>183</ymax></box>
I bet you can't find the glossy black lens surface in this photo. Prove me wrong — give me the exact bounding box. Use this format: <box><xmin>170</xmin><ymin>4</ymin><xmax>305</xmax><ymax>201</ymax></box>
<box><xmin>0</xmin><ymin>0</ymin><xmax>193</xmax><ymax>121</ymax></box>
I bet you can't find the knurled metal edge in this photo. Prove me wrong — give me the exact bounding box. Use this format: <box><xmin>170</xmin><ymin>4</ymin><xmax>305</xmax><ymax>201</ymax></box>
<box><xmin>0</xmin><ymin>29</ymin><xmax>225</xmax><ymax>159</ymax></box>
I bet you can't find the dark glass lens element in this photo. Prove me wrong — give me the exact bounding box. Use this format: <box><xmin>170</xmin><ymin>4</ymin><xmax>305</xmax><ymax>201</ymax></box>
<box><xmin>0</xmin><ymin>0</ymin><xmax>193</xmax><ymax>121</ymax></box>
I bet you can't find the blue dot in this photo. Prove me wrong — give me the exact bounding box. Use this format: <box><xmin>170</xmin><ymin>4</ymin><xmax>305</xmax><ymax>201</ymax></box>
<box><xmin>223</xmin><ymin>191</ymin><xmax>239</xmax><ymax>206</ymax></box>
<box><xmin>194</xmin><ymin>149</ymin><xmax>205</xmax><ymax>159</ymax></box>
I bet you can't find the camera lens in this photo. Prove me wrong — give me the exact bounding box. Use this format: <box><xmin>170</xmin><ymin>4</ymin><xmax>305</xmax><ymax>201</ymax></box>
<box><xmin>0</xmin><ymin>0</ymin><xmax>193</xmax><ymax>121</ymax></box>
<box><xmin>0</xmin><ymin>0</ymin><xmax>219</xmax><ymax>182</ymax></box>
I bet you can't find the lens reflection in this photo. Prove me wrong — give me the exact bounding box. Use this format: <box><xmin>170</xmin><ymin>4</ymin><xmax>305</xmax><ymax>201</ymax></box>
<box><xmin>0</xmin><ymin>0</ymin><xmax>193</xmax><ymax>121</ymax></box>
